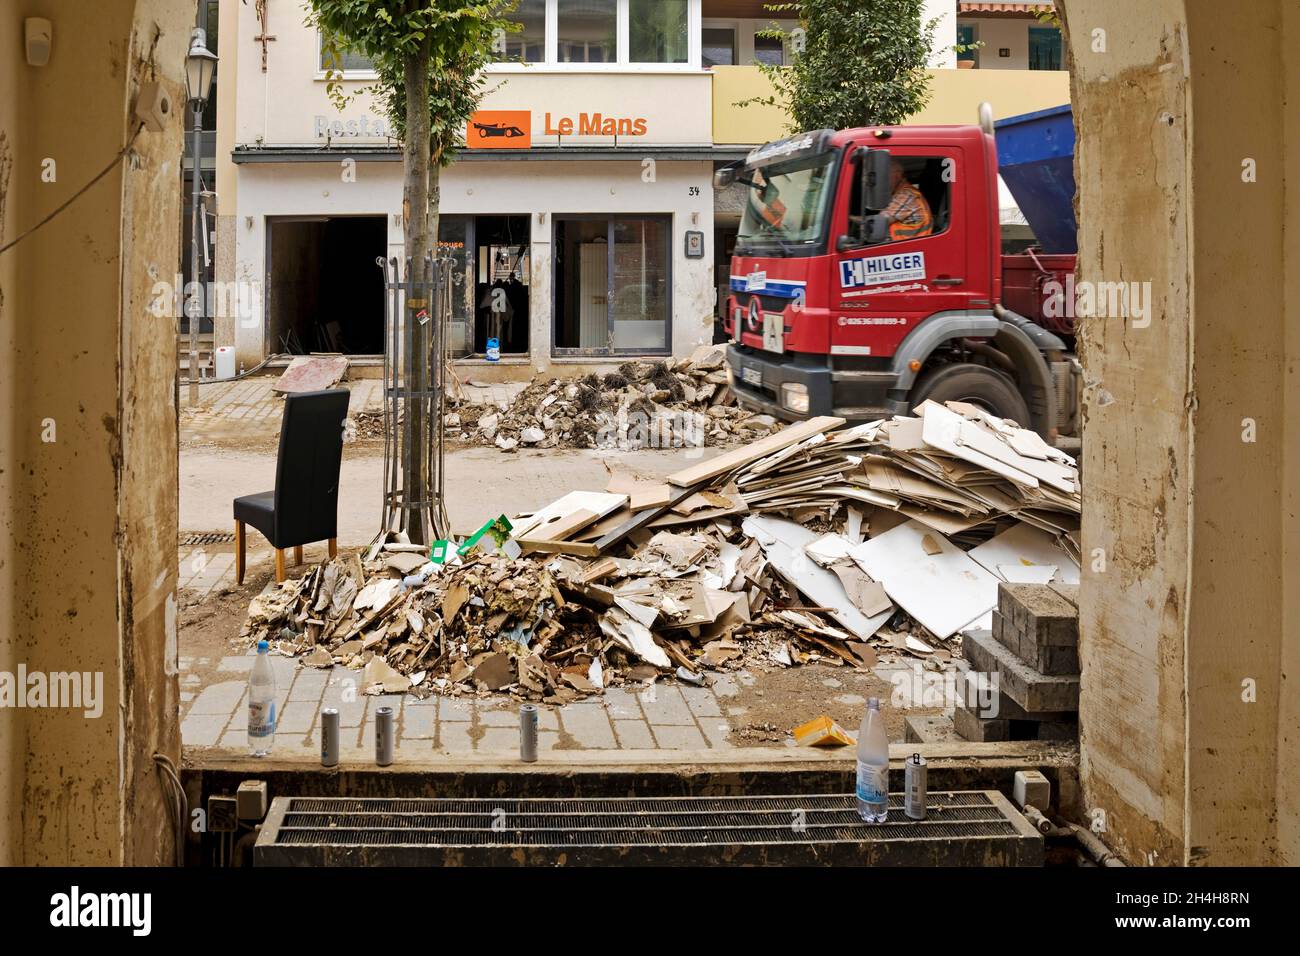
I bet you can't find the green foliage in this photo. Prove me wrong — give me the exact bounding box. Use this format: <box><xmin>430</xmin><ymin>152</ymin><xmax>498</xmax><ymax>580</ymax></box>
<box><xmin>310</xmin><ymin>0</ymin><xmax>517</xmax><ymax>165</ymax></box>
<box><xmin>740</xmin><ymin>0</ymin><xmax>940</xmax><ymax>133</ymax></box>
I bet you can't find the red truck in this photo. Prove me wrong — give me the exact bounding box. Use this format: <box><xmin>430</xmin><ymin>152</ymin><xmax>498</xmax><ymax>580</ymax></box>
<box><xmin>717</xmin><ymin>104</ymin><xmax>1081</xmax><ymax>439</ymax></box>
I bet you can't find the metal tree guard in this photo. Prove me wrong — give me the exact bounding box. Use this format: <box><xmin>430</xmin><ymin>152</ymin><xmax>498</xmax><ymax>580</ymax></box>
<box><xmin>377</xmin><ymin>253</ymin><xmax>451</xmax><ymax>546</ymax></box>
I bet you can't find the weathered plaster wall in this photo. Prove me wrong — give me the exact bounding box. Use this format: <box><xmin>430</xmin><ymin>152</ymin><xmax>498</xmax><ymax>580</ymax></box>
<box><xmin>1065</xmin><ymin>0</ymin><xmax>1296</xmax><ymax>864</ymax></box>
<box><xmin>0</xmin><ymin>0</ymin><xmax>188</xmax><ymax>865</ymax></box>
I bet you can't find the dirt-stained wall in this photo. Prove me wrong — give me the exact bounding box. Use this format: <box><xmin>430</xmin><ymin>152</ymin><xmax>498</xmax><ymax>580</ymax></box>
<box><xmin>1064</xmin><ymin>0</ymin><xmax>1296</xmax><ymax>864</ymax></box>
<box><xmin>0</xmin><ymin>0</ymin><xmax>189</xmax><ymax>865</ymax></box>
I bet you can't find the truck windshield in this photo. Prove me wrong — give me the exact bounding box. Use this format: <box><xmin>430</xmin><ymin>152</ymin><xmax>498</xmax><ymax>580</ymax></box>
<box><xmin>737</xmin><ymin>151</ymin><xmax>837</xmax><ymax>253</ymax></box>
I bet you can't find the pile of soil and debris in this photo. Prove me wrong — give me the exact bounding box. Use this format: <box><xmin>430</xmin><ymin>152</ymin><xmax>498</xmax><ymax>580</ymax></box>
<box><xmin>243</xmin><ymin>400</ymin><xmax>1081</xmax><ymax>705</ymax></box>
<box><xmin>448</xmin><ymin>346</ymin><xmax>779</xmax><ymax>451</ymax></box>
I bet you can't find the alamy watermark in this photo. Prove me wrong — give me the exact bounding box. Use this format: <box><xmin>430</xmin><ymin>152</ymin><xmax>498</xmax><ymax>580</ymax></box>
<box><xmin>889</xmin><ymin>663</ymin><xmax>1000</xmax><ymax>717</ymax></box>
<box><xmin>149</xmin><ymin>274</ymin><xmax>262</xmax><ymax>327</ymax></box>
<box><xmin>1042</xmin><ymin>274</ymin><xmax>1152</xmax><ymax>328</ymax></box>
<box><xmin>0</xmin><ymin>664</ymin><xmax>103</xmax><ymax>718</ymax></box>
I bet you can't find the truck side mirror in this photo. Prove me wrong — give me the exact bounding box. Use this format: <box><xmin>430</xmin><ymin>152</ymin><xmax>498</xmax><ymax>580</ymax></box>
<box><xmin>862</xmin><ymin>149</ymin><xmax>893</xmax><ymax>211</ymax></box>
<box><xmin>863</xmin><ymin>215</ymin><xmax>889</xmax><ymax>244</ymax></box>
<box><xmin>713</xmin><ymin>165</ymin><xmax>737</xmax><ymax>189</ymax></box>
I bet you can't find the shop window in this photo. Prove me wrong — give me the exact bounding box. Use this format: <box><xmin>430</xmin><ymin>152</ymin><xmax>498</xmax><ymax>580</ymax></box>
<box><xmin>630</xmin><ymin>0</ymin><xmax>689</xmax><ymax>64</ymax></box>
<box><xmin>439</xmin><ymin>216</ymin><xmax>531</xmax><ymax>357</ymax></box>
<box><xmin>1028</xmin><ymin>26</ymin><xmax>1062</xmax><ymax>70</ymax></box>
<box><xmin>501</xmin><ymin>0</ymin><xmax>546</xmax><ymax>62</ymax></box>
<box><xmin>702</xmin><ymin>26</ymin><xmax>736</xmax><ymax>67</ymax></box>
<box><xmin>558</xmin><ymin>0</ymin><xmax>616</xmax><ymax>63</ymax></box>
<box><xmin>554</xmin><ymin>216</ymin><xmax>670</xmax><ymax>355</ymax></box>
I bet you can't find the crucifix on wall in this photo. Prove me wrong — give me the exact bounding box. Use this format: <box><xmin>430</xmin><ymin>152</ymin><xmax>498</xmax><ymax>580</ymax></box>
<box><xmin>253</xmin><ymin>0</ymin><xmax>276</xmax><ymax>72</ymax></box>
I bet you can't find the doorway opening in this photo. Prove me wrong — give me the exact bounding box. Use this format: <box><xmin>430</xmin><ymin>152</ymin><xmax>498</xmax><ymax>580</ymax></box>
<box><xmin>438</xmin><ymin>214</ymin><xmax>531</xmax><ymax>358</ymax></box>
<box><xmin>266</xmin><ymin>215</ymin><xmax>386</xmax><ymax>355</ymax></box>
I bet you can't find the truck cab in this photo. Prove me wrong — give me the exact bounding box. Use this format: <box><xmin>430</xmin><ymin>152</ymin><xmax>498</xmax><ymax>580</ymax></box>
<box><xmin>719</xmin><ymin>108</ymin><xmax>1079</xmax><ymax>439</ymax></box>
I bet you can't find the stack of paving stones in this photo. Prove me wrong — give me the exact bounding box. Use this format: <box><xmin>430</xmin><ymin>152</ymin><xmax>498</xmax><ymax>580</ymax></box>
<box><xmin>954</xmin><ymin>582</ymin><xmax>1080</xmax><ymax>742</ymax></box>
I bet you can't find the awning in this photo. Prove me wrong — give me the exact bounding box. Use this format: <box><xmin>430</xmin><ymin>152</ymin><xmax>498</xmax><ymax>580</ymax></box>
<box><xmin>959</xmin><ymin>2</ymin><xmax>1054</xmax><ymax>16</ymax></box>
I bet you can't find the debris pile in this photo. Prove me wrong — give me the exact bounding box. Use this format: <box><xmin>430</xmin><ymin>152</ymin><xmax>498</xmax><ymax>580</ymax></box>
<box><xmin>245</xmin><ymin>399</ymin><xmax>1081</xmax><ymax>702</ymax></box>
<box><xmin>449</xmin><ymin>345</ymin><xmax>779</xmax><ymax>450</ymax></box>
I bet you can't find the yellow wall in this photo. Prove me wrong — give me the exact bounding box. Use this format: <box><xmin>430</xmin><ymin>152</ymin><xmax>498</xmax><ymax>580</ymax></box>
<box><xmin>712</xmin><ymin>65</ymin><xmax>1071</xmax><ymax>143</ymax></box>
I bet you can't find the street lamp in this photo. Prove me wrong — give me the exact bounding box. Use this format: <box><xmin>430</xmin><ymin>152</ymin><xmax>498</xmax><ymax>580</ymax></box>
<box><xmin>185</xmin><ymin>28</ymin><xmax>217</xmax><ymax>403</ymax></box>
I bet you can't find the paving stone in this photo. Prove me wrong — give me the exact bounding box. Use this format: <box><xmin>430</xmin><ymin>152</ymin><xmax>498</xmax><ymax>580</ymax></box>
<box><xmin>439</xmin><ymin>697</ymin><xmax>474</xmax><ymax>722</ymax></box>
<box><xmin>696</xmin><ymin>718</ymin><xmax>734</xmax><ymax>749</ymax></box>
<box><xmin>651</xmin><ymin>724</ymin><xmax>708</xmax><ymax>749</ymax></box>
<box><xmin>276</xmin><ymin>703</ymin><xmax>316</xmax><ymax>735</ymax></box>
<box><xmin>904</xmin><ymin>715</ymin><xmax>960</xmax><ymax>744</ymax></box>
<box><xmin>402</xmin><ymin>703</ymin><xmax>438</xmax><ymax>739</ymax></box>
<box><xmin>288</xmin><ymin>668</ymin><xmax>329</xmax><ymax>702</ymax></box>
<box><xmin>599</xmin><ymin>686</ymin><xmax>644</xmax><ymax>720</ymax></box>
<box><xmin>559</xmin><ymin>703</ymin><xmax>617</xmax><ymax>748</ymax></box>
<box><xmin>217</xmin><ymin>656</ymin><xmax>255</xmax><ymax>673</ymax></box>
<box><xmin>710</xmin><ymin>674</ymin><xmax>740</xmax><ymax>698</ymax></box>
<box><xmin>612</xmin><ymin>719</ymin><xmax>655</xmax><ymax>749</ymax></box>
<box><xmin>476</xmin><ymin>726</ymin><xmax>520</xmax><ymax>751</ymax></box>
<box><xmin>637</xmin><ymin>686</ymin><xmax>695</xmax><ymax>725</ymax></box>
<box><xmin>438</xmin><ymin>721</ymin><xmax>474</xmax><ymax>752</ymax></box>
<box><xmin>680</xmin><ymin>685</ymin><xmax>722</xmax><ymax>718</ymax></box>
<box><xmin>188</xmin><ymin>681</ymin><xmax>245</xmax><ymax>716</ymax></box>
<box><xmin>180</xmin><ymin>713</ymin><xmax>226</xmax><ymax>746</ymax></box>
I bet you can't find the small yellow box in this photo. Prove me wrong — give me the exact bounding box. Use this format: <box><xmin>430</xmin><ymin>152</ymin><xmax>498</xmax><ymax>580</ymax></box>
<box><xmin>793</xmin><ymin>715</ymin><xmax>856</xmax><ymax>748</ymax></box>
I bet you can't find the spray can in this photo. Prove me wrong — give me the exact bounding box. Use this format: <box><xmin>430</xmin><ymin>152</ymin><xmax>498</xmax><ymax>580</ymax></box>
<box><xmin>321</xmin><ymin>707</ymin><xmax>340</xmax><ymax>767</ymax></box>
<box><xmin>520</xmin><ymin>704</ymin><xmax>539</xmax><ymax>763</ymax></box>
<box><xmin>375</xmin><ymin>706</ymin><xmax>395</xmax><ymax>766</ymax></box>
<box><xmin>905</xmin><ymin>752</ymin><xmax>928</xmax><ymax>820</ymax></box>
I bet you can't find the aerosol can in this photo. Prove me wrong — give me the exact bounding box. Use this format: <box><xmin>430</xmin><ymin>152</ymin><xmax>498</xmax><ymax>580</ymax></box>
<box><xmin>856</xmin><ymin>697</ymin><xmax>889</xmax><ymax>823</ymax></box>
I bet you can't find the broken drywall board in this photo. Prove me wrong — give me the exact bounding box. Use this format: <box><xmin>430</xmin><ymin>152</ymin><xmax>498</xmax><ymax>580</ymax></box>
<box><xmin>511</xmin><ymin>491</ymin><xmax>627</xmax><ymax>540</ymax></box>
<box><xmin>742</xmin><ymin>515</ymin><xmax>891</xmax><ymax>640</ymax></box>
<box><xmin>590</xmin><ymin>481</ymin><xmax>706</xmax><ymax>553</ymax></box>
<box><xmin>918</xmin><ymin>401</ymin><xmax>1041</xmax><ymax>490</ymax></box>
<box><xmin>519</xmin><ymin>508</ymin><xmax>600</xmax><ymax>544</ymax></box>
<box><xmin>967</xmin><ymin>522</ymin><xmax>1081</xmax><ymax>585</ymax></box>
<box><xmin>273</xmin><ymin>355</ymin><xmax>349</xmax><ymax>394</ymax></box>
<box><xmin>997</xmin><ymin>564</ymin><xmax>1058</xmax><ymax>585</ymax></box>
<box><xmin>849</xmin><ymin>518</ymin><xmax>1001</xmax><ymax>640</ymax></box>
<box><xmin>666</xmin><ymin>416</ymin><xmax>845</xmax><ymax>487</ymax></box>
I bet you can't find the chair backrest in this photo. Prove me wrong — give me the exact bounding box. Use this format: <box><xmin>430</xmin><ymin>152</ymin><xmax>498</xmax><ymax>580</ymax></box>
<box><xmin>272</xmin><ymin>389</ymin><xmax>351</xmax><ymax>546</ymax></box>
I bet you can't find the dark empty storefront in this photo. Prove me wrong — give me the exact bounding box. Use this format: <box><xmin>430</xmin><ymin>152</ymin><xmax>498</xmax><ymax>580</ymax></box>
<box><xmin>438</xmin><ymin>214</ymin><xmax>531</xmax><ymax>358</ymax></box>
<box><xmin>266</xmin><ymin>216</ymin><xmax>386</xmax><ymax>355</ymax></box>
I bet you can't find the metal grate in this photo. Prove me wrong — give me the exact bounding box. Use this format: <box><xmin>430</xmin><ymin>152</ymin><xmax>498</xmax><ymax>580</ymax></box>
<box><xmin>255</xmin><ymin>791</ymin><xmax>1042</xmax><ymax>866</ymax></box>
<box><xmin>180</xmin><ymin>530</ymin><xmax>236</xmax><ymax>546</ymax></box>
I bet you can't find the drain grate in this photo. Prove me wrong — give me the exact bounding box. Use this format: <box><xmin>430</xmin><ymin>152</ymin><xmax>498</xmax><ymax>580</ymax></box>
<box><xmin>255</xmin><ymin>792</ymin><xmax>1042</xmax><ymax>866</ymax></box>
<box><xmin>180</xmin><ymin>530</ymin><xmax>236</xmax><ymax>546</ymax></box>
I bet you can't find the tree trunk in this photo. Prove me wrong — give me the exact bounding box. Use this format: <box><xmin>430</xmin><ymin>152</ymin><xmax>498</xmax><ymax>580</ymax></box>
<box><xmin>402</xmin><ymin>44</ymin><xmax>432</xmax><ymax>544</ymax></box>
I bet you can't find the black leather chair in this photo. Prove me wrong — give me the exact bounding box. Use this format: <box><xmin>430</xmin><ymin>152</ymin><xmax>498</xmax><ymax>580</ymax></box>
<box><xmin>234</xmin><ymin>388</ymin><xmax>351</xmax><ymax>584</ymax></box>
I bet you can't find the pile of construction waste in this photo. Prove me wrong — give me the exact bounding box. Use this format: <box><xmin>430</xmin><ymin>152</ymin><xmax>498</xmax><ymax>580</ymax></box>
<box><xmin>448</xmin><ymin>346</ymin><xmax>779</xmax><ymax>450</ymax></box>
<box><xmin>244</xmin><ymin>400</ymin><xmax>1081</xmax><ymax>703</ymax></box>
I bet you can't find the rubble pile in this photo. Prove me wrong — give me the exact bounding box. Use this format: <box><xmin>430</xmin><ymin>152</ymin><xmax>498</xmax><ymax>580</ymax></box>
<box><xmin>449</xmin><ymin>345</ymin><xmax>780</xmax><ymax>450</ymax></box>
<box><xmin>244</xmin><ymin>399</ymin><xmax>1082</xmax><ymax>702</ymax></box>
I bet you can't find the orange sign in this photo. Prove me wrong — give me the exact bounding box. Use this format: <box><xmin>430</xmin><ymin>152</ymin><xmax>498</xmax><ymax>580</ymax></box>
<box><xmin>467</xmin><ymin>110</ymin><xmax>531</xmax><ymax>148</ymax></box>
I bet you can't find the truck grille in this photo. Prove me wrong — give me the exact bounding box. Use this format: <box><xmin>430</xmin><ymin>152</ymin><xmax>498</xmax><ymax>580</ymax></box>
<box><xmin>255</xmin><ymin>791</ymin><xmax>1042</xmax><ymax>866</ymax></box>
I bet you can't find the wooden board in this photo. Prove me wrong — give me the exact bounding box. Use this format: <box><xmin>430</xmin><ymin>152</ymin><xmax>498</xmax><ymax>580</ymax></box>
<box><xmin>519</xmin><ymin>508</ymin><xmax>599</xmax><ymax>543</ymax></box>
<box><xmin>664</xmin><ymin>416</ymin><xmax>845</xmax><ymax>487</ymax></box>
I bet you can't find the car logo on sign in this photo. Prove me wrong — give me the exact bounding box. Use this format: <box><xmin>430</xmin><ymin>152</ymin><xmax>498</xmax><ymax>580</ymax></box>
<box><xmin>746</xmin><ymin>298</ymin><xmax>762</xmax><ymax>332</ymax></box>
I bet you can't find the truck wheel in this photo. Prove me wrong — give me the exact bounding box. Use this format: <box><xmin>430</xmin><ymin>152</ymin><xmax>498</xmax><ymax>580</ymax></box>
<box><xmin>909</xmin><ymin>363</ymin><xmax>1031</xmax><ymax>427</ymax></box>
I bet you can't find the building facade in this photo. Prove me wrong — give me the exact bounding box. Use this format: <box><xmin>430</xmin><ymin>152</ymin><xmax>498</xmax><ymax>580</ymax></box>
<box><xmin>213</xmin><ymin>0</ymin><xmax>1067</xmax><ymax>378</ymax></box>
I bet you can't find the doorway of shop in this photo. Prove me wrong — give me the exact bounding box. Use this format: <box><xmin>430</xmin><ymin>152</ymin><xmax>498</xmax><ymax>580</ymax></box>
<box><xmin>438</xmin><ymin>214</ymin><xmax>531</xmax><ymax>358</ymax></box>
<box><xmin>553</xmin><ymin>215</ymin><xmax>671</xmax><ymax>356</ymax></box>
<box><xmin>265</xmin><ymin>215</ymin><xmax>387</xmax><ymax>355</ymax></box>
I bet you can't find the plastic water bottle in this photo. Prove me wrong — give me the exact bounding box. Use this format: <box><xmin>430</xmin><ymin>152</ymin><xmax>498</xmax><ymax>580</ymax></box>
<box><xmin>486</xmin><ymin>337</ymin><xmax>501</xmax><ymax>362</ymax></box>
<box><xmin>856</xmin><ymin>697</ymin><xmax>889</xmax><ymax>823</ymax></box>
<box><xmin>248</xmin><ymin>640</ymin><xmax>277</xmax><ymax>757</ymax></box>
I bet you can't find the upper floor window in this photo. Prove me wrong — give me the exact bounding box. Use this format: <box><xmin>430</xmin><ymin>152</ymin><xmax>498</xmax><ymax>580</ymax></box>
<box><xmin>320</xmin><ymin>32</ymin><xmax>376</xmax><ymax>74</ymax></box>
<box><xmin>502</xmin><ymin>0</ymin><xmax>547</xmax><ymax>62</ymax></box>
<box><xmin>558</xmin><ymin>0</ymin><xmax>616</xmax><ymax>63</ymax></box>
<box><xmin>630</xmin><ymin>0</ymin><xmax>689</xmax><ymax>64</ymax></box>
<box><xmin>701</xmin><ymin>26</ymin><xmax>735</xmax><ymax>67</ymax></box>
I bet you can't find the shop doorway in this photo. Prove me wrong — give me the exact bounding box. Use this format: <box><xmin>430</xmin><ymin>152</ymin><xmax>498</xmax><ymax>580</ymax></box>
<box><xmin>438</xmin><ymin>214</ymin><xmax>531</xmax><ymax>359</ymax></box>
<box><xmin>553</xmin><ymin>215</ymin><xmax>671</xmax><ymax>356</ymax></box>
<box><xmin>265</xmin><ymin>215</ymin><xmax>386</xmax><ymax>355</ymax></box>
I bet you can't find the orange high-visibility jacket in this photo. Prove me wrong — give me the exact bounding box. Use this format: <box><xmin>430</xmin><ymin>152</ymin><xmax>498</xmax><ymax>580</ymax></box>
<box><xmin>884</xmin><ymin>181</ymin><xmax>934</xmax><ymax>241</ymax></box>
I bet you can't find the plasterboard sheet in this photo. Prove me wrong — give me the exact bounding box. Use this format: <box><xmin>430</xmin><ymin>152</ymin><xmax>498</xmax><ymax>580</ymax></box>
<box><xmin>968</xmin><ymin>522</ymin><xmax>1081</xmax><ymax>585</ymax></box>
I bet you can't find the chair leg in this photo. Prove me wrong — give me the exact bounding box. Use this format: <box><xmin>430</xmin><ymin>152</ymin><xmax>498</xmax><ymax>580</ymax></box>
<box><xmin>235</xmin><ymin>521</ymin><xmax>245</xmax><ymax>585</ymax></box>
<box><xmin>293</xmin><ymin>545</ymin><xmax>303</xmax><ymax>566</ymax></box>
<box><xmin>328</xmin><ymin>538</ymin><xmax>337</xmax><ymax>559</ymax></box>
<box><xmin>274</xmin><ymin>548</ymin><xmax>286</xmax><ymax>583</ymax></box>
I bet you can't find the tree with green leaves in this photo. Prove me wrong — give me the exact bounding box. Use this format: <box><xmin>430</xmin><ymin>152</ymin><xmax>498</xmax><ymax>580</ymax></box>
<box><xmin>308</xmin><ymin>0</ymin><xmax>516</xmax><ymax>543</ymax></box>
<box><xmin>743</xmin><ymin>0</ymin><xmax>940</xmax><ymax>133</ymax></box>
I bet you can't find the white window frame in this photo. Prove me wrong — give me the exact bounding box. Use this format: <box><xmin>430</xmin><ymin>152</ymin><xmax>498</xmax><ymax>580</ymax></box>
<box><xmin>314</xmin><ymin>29</ymin><xmax>378</xmax><ymax>81</ymax></box>
<box><xmin>488</xmin><ymin>0</ymin><xmax>701</xmax><ymax>73</ymax></box>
